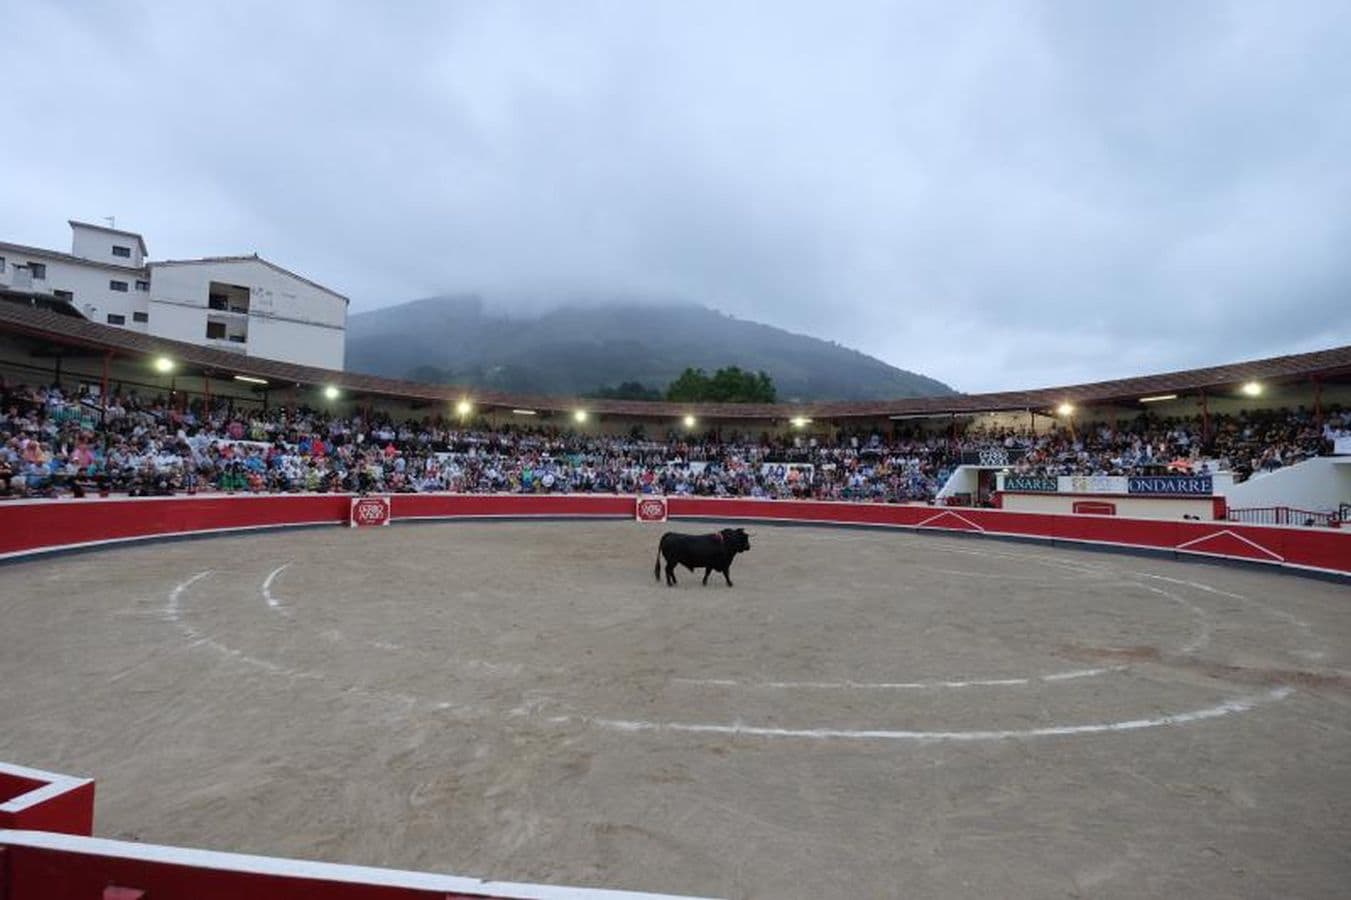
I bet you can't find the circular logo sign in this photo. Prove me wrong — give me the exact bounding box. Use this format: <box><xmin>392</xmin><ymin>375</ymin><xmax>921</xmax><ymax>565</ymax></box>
<box><xmin>637</xmin><ymin>498</ymin><xmax>668</xmax><ymax>522</ymax></box>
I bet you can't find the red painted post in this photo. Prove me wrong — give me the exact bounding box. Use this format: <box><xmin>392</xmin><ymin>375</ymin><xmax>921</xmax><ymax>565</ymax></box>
<box><xmin>100</xmin><ymin>350</ymin><xmax>112</xmax><ymax>424</ymax></box>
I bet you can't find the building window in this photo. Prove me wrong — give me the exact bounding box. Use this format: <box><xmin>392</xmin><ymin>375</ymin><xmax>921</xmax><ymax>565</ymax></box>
<box><xmin>132</xmin><ymin>311</ymin><xmax>148</xmax><ymax>323</ymax></box>
<box><xmin>106</xmin><ymin>313</ymin><xmax>126</xmax><ymax>325</ymax></box>
<box><xmin>112</xmin><ymin>245</ymin><xmax>131</xmax><ymax>258</ymax></box>
<box><xmin>135</xmin><ymin>279</ymin><xmax>150</xmax><ymax>291</ymax></box>
<box><xmin>110</xmin><ymin>280</ymin><xmax>129</xmax><ymax>292</ymax></box>
<box><xmin>29</xmin><ymin>262</ymin><xmax>46</xmax><ymax>280</ymax></box>
<box><xmin>53</xmin><ymin>290</ymin><xmax>74</xmax><ymax>301</ymax></box>
<box><xmin>206</xmin><ymin>321</ymin><xmax>227</xmax><ymax>340</ymax></box>
<box><xmin>0</xmin><ymin>257</ymin><xmax>6</xmax><ymax>272</ymax></box>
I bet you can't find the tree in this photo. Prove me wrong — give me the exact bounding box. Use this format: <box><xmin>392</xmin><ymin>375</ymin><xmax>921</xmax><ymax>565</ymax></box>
<box><xmin>665</xmin><ymin>366</ymin><xmax>776</xmax><ymax>403</ymax></box>
<box><xmin>665</xmin><ymin>368</ymin><xmax>711</xmax><ymax>402</ymax></box>
<box><xmin>586</xmin><ymin>381</ymin><xmax>663</xmax><ymax>400</ymax></box>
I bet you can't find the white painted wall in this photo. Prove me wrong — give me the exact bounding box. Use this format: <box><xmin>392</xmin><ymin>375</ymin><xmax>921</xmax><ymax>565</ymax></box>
<box><xmin>0</xmin><ymin>249</ymin><xmax>149</xmax><ymax>332</ymax></box>
<box><xmin>3</xmin><ymin>222</ymin><xmax>347</xmax><ymax>370</ymax></box>
<box><xmin>247</xmin><ymin>315</ymin><xmax>346</xmax><ymax>369</ymax></box>
<box><xmin>1224</xmin><ymin>458</ymin><xmax>1351</xmax><ymax>513</ymax></box>
<box><xmin>148</xmin><ymin>257</ymin><xmax>346</xmax><ymax>369</ymax></box>
<box><xmin>69</xmin><ymin>223</ymin><xmax>146</xmax><ymax>268</ymax></box>
<box><xmin>999</xmin><ymin>492</ymin><xmax>1218</xmax><ymax>520</ymax></box>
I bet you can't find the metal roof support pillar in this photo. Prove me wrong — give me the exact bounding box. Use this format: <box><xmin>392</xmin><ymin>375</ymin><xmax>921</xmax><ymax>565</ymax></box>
<box><xmin>1199</xmin><ymin>390</ymin><xmax>1210</xmax><ymax>447</ymax></box>
<box><xmin>1312</xmin><ymin>375</ymin><xmax>1323</xmax><ymax>428</ymax></box>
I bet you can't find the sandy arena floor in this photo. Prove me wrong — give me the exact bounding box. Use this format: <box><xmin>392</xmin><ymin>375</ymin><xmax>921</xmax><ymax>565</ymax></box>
<box><xmin>2</xmin><ymin>520</ymin><xmax>1349</xmax><ymax>899</ymax></box>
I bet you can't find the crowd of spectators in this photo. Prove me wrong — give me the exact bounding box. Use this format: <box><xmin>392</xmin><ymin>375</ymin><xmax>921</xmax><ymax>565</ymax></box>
<box><xmin>0</xmin><ymin>380</ymin><xmax>1344</xmax><ymax>503</ymax></box>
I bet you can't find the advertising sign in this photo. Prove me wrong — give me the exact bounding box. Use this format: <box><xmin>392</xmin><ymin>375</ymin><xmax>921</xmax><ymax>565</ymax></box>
<box><xmin>349</xmin><ymin>495</ymin><xmax>392</xmax><ymax>527</ymax></box>
<box><xmin>959</xmin><ymin>448</ymin><xmax>1026</xmax><ymax>467</ymax></box>
<box><xmin>1061</xmin><ymin>475</ymin><xmax>1130</xmax><ymax>494</ymax></box>
<box><xmin>635</xmin><ymin>496</ymin><xmax>669</xmax><ymax>523</ymax></box>
<box><xmin>1127</xmin><ymin>475</ymin><xmax>1214</xmax><ymax>496</ymax></box>
<box><xmin>1002</xmin><ymin>475</ymin><xmax>1058</xmax><ymax>493</ymax></box>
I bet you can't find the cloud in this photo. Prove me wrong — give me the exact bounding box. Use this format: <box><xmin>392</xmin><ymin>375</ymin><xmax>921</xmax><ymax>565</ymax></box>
<box><xmin>1</xmin><ymin>0</ymin><xmax>1347</xmax><ymax>392</ymax></box>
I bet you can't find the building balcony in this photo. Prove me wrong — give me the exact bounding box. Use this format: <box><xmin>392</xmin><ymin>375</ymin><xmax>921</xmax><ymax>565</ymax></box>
<box><xmin>204</xmin><ymin>337</ymin><xmax>248</xmax><ymax>354</ymax></box>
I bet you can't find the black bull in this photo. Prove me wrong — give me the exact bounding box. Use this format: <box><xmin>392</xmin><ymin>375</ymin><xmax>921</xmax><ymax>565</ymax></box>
<box><xmin>655</xmin><ymin>528</ymin><xmax>751</xmax><ymax>587</ymax></box>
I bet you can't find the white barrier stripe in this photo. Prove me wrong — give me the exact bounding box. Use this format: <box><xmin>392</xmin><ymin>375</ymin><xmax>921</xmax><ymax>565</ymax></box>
<box><xmin>0</xmin><ymin>829</ymin><xmax>719</xmax><ymax>900</ymax></box>
<box><xmin>0</xmin><ymin>763</ymin><xmax>92</xmax><ymax>814</ymax></box>
<box><xmin>1175</xmin><ymin>529</ymin><xmax>1285</xmax><ymax>560</ymax></box>
<box><xmin>0</xmin><ymin>521</ymin><xmax>335</xmax><ymax>561</ymax></box>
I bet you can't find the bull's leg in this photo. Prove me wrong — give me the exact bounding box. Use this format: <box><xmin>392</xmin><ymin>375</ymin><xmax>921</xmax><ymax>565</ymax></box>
<box><xmin>702</xmin><ymin>567</ymin><xmax>711</xmax><ymax>585</ymax></box>
<box><xmin>723</xmin><ymin>565</ymin><xmax>733</xmax><ymax>587</ymax></box>
<box><xmin>665</xmin><ymin>561</ymin><xmax>678</xmax><ymax>586</ymax></box>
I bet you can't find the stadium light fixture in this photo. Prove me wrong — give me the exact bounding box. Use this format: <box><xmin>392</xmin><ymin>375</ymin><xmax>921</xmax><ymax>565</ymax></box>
<box><xmin>511</xmin><ymin>408</ymin><xmax>537</xmax><ymax>416</ymax></box>
<box><xmin>574</xmin><ymin>409</ymin><xmax>588</xmax><ymax>423</ymax></box>
<box><xmin>455</xmin><ymin>399</ymin><xmax>473</xmax><ymax>417</ymax></box>
<box><xmin>234</xmin><ymin>374</ymin><xmax>268</xmax><ymax>385</ymax></box>
<box><xmin>790</xmin><ymin>416</ymin><xmax>812</xmax><ymax>428</ymax></box>
<box><xmin>1241</xmin><ymin>381</ymin><xmax>1263</xmax><ymax>397</ymax></box>
<box><xmin>153</xmin><ymin>356</ymin><xmax>175</xmax><ymax>373</ymax></box>
<box><xmin>683</xmin><ymin>414</ymin><xmax>696</xmax><ymax>428</ymax></box>
<box><xmin>1056</xmin><ymin>402</ymin><xmax>1075</xmax><ymax>416</ymax></box>
<box><xmin>1139</xmin><ymin>393</ymin><xmax>1177</xmax><ymax>403</ymax></box>
<box><xmin>323</xmin><ymin>385</ymin><xmax>340</xmax><ymax>400</ymax></box>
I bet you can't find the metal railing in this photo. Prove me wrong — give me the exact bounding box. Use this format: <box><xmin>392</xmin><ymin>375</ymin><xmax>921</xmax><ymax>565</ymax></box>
<box><xmin>1227</xmin><ymin>506</ymin><xmax>1341</xmax><ymax>528</ymax></box>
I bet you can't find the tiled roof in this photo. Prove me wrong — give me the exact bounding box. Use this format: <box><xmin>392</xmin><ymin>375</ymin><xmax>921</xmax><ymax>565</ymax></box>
<box><xmin>1</xmin><ymin>299</ymin><xmax>1347</xmax><ymax>420</ymax></box>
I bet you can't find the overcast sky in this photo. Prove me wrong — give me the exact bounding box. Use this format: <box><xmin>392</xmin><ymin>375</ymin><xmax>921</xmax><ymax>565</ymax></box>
<box><xmin>3</xmin><ymin>1</ymin><xmax>1348</xmax><ymax>392</ymax></box>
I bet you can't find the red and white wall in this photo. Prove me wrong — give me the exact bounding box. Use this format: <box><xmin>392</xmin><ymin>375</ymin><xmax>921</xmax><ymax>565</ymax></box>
<box><xmin>0</xmin><ymin>493</ymin><xmax>1346</xmax><ymax>578</ymax></box>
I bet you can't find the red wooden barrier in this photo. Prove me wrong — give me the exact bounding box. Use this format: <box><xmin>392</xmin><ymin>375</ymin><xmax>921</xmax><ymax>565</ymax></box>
<box><xmin>0</xmin><ymin>764</ymin><xmax>94</xmax><ymax>836</ymax></box>
<box><xmin>0</xmin><ymin>829</ymin><xmax>713</xmax><ymax>900</ymax></box>
<box><xmin>0</xmin><ymin>494</ymin><xmax>1346</xmax><ymax>577</ymax></box>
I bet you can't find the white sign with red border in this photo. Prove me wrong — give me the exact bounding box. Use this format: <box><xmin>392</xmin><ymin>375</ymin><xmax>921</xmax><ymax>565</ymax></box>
<box><xmin>349</xmin><ymin>495</ymin><xmax>392</xmax><ymax>527</ymax></box>
<box><xmin>635</xmin><ymin>496</ymin><xmax>668</xmax><ymax>523</ymax></box>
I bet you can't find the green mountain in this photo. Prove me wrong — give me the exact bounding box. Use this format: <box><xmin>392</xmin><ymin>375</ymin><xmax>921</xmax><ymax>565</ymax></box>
<box><xmin>345</xmin><ymin>295</ymin><xmax>955</xmax><ymax>401</ymax></box>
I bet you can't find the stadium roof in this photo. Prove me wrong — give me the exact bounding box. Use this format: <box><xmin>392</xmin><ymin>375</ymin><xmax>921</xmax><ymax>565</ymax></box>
<box><xmin>1</xmin><ymin>298</ymin><xmax>1348</xmax><ymax>420</ymax></box>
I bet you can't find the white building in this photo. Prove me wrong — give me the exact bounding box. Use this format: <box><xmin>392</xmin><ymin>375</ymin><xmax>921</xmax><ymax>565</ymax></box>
<box><xmin>0</xmin><ymin>220</ymin><xmax>347</xmax><ymax>369</ymax></box>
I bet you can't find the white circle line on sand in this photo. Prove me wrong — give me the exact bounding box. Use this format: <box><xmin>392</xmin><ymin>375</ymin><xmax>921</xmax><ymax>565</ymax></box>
<box><xmin>1137</xmin><ymin>583</ymin><xmax>1213</xmax><ymax>654</ymax></box>
<box><xmin>1136</xmin><ymin>572</ymin><xmax>1327</xmax><ymax>660</ymax></box>
<box><xmin>672</xmin><ymin>667</ymin><xmax>1126</xmax><ymax>691</ymax></box>
<box><xmin>551</xmin><ymin>687</ymin><xmax>1293</xmax><ymax>742</ymax></box>
<box><xmin>261</xmin><ymin>562</ymin><xmax>293</xmax><ymax>614</ymax></box>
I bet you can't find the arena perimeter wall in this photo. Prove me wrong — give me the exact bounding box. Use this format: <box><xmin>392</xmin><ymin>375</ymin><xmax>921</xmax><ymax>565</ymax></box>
<box><xmin>0</xmin><ymin>493</ymin><xmax>1346</xmax><ymax>578</ymax></box>
<box><xmin>1</xmin><ymin>496</ymin><xmax>1346</xmax><ymax>897</ymax></box>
